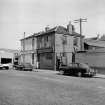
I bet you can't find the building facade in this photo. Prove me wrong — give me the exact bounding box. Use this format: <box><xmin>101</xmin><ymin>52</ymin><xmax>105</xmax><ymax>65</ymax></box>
<box><xmin>20</xmin><ymin>34</ymin><xmax>37</xmax><ymax>67</ymax></box>
<box><xmin>75</xmin><ymin>36</ymin><xmax>105</xmax><ymax>73</ymax></box>
<box><xmin>0</xmin><ymin>48</ymin><xmax>20</xmax><ymax>68</ymax></box>
<box><xmin>20</xmin><ymin>22</ymin><xmax>83</xmax><ymax>70</ymax></box>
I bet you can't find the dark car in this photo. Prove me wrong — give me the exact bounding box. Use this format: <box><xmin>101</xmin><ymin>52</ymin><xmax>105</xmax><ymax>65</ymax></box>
<box><xmin>14</xmin><ymin>63</ymin><xmax>33</xmax><ymax>71</ymax></box>
<box><xmin>59</xmin><ymin>63</ymin><xmax>96</xmax><ymax>77</ymax></box>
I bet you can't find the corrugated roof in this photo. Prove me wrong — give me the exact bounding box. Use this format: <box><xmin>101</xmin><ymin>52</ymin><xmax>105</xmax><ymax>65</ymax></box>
<box><xmin>85</xmin><ymin>40</ymin><xmax>105</xmax><ymax>48</ymax></box>
<box><xmin>99</xmin><ymin>35</ymin><xmax>105</xmax><ymax>41</ymax></box>
<box><xmin>85</xmin><ymin>37</ymin><xmax>98</xmax><ymax>42</ymax></box>
<box><xmin>0</xmin><ymin>48</ymin><xmax>20</xmax><ymax>53</ymax></box>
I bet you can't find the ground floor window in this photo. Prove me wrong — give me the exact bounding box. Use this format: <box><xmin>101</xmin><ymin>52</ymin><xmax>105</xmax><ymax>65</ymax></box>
<box><xmin>32</xmin><ymin>53</ymin><xmax>34</xmax><ymax>64</ymax></box>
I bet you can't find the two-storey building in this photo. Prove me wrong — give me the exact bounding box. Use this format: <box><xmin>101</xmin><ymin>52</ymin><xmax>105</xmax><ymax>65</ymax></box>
<box><xmin>36</xmin><ymin>22</ymin><xmax>84</xmax><ymax>70</ymax></box>
<box><xmin>20</xmin><ymin>22</ymin><xmax>84</xmax><ymax>70</ymax></box>
<box><xmin>20</xmin><ymin>34</ymin><xmax>37</xmax><ymax>67</ymax></box>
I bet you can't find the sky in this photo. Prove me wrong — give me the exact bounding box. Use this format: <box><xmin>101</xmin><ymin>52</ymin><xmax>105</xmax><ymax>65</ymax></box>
<box><xmin>0</xmin><ymin>0</ymin><xmax>105</xmax><ymax>49</ymax></box>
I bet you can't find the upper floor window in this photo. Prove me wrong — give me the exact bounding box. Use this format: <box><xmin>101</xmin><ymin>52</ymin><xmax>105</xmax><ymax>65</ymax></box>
<box><xmin>37</xmin><ymin>35</ymin><xmax>53</xmax><ymax>49</ymax></box>
<box><xmin>62</xmin><ymin>35</ymin><xmax>67</xmax><ymax>45</ymax></box>
<box><xmin>32</xmin><ymin>38</ymin><xmax>34</xmax><ymax>49</ymax></box>
<box><xmin>74</xmin><ymin>37</ymin><xmax>78</xmax><ymax>46</ymax></box>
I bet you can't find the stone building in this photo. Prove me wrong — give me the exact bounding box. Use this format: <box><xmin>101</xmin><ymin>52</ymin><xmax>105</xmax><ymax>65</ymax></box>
<box><xmin>20</xmin><ymin>22</ymin><xmax>83</xmax><ymax>70</ymax></box>
<box><xmin>20</xmin><ymin>34</ymin><xmax>37</xmax><ymax>67</ymax></box>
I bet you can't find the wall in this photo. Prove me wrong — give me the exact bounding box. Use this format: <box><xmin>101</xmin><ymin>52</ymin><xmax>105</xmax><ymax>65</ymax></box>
<box><xmin>20</xmin><ymin>53</ymin><xmax>37</xmax><ymax>67</ymax></box>
<box><xmin>25</xmin><ymin>38</ymin><xmax>32</xmax><ymax>51</ymax></box>
<box><xmin>55</xmin><ymin>34</ymin><xmax>73</xmax><ymax>65</ymax></box>
<box><xmin>75</xmin><ymin>51</ymin><xmax>105</xmax><ymax>74</ymax></box>
<box><xmin>37</xmin><ymin>34</ymin><xmax>54</xmax><ymax>49</ymax></box>
<box><xmin>37</xmin><ymin>33</ymin><xmax>54</xmax><ymax>70</ymax></box>
<box><xmin>73</xmin><ymin>36</ymin><xmax>84</xmax><ymax>51</ymax></box>
<box><xmin>21</xmin><ymin>37</ymin><xmax>37</xmax><ymax>51</ymax></box>
<box><xmin>33</xmin><ymin>37</ymin><xmax>37</xmax><ymax>50</ymax></box>
<box><xmin>24</xmin><ymin>54</ymin><xmax>32</xmax><ymax>64</ymax></box>
<box><xmin>20</xmin><ymin>36</ymin><xmax>37</xmax><ymax>67</ymax></box>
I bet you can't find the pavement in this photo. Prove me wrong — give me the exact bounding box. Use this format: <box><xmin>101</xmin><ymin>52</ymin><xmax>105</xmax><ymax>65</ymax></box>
<box><xmin>94</xmin><ymin>74</ymin><xmax>105</xmax><ymax>79</ymax></box>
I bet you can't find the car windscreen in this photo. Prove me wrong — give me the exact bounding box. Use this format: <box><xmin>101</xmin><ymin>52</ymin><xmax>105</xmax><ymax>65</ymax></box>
<box><xmin>69</xmin><ymin>63</ymin><xmax>78</xmax><ymax>67</ymax></box>
<box><xmin>79</xmin><ymin>63</ymin><xmax>89</xmax><ymax>69</ymax></box>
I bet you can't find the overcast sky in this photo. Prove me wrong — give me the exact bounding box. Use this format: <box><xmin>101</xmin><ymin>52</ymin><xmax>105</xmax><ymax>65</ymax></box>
<box><xmin>0</xmin><ymin>0</ymin><xmax>105</xmax><ymax>49</ymax></box>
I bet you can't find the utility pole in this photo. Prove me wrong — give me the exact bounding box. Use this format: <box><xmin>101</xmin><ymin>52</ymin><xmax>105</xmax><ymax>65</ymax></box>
<box><xmin>74</xmin><ymin>18</ymin><xmax>87</xmax><ymax>51</ymax></box>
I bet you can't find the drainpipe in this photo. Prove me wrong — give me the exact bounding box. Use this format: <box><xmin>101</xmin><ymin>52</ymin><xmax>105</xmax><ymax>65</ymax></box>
<box><xmin>54</xmin><ymin>33</ymin><xmax>56</xmax><ymax>71</ymax></box>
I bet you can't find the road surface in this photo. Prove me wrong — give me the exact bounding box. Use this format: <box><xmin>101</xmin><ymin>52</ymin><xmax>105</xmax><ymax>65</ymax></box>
<box><xmin>0</xmin><ymin>70</ymin><xmax>105</xmax><ymax>105</ymax></box>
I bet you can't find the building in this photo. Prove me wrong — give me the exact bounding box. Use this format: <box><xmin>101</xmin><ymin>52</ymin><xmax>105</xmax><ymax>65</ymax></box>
<box><xmin>20</xmin><ymin>34</ymin><xmax>37</xmax><ymax>67</ymax></box>
<box><xmin>20</xmin><ymin>22</ymin><xmax>83</xmax><ymax>70</ymax></box>
<box><xmin>75</xmin><ymin>35</ymin><xmax>105</xmax><ymax>73</ymax></box>
<box><xmin>0</xmin><ymin>48</ymin><xmax>20</xmax><ymax>68</ymax></box>
<box><xmin>84</xmin><ymin>36</ymin><xmax>105</xmax><ymax>50</ymax></box>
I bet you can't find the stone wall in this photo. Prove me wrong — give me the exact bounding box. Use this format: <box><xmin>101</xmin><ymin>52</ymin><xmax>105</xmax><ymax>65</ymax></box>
<box><xmin>75</xmin><ymin>50</ymin><xmax>105</xmax><ymax>74</ymax></box>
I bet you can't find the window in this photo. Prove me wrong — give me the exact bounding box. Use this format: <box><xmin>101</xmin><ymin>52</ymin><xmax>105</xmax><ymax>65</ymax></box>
<box><xmin>62</xmin><ymin>35</ymin><xmax>67</xmax><ymax>45</ymax></box>
<box><xmin>74</xmin><ymin>37</ymin><xmax>78</xmax><ymax>46</ymax></box>
<box><xmin>32</xmin><ymin>38</ymin><xmax>34</xmax><ymax>50</ymax></box>
<box><xmin>46</xmin><ymin>36</ymin><xmax>48</xmax><ymax>42</ymax></box>
<box><xmin>32</xmin><ymin>53</ymin><xmax>34</xmax><ymax>64</ymax></box>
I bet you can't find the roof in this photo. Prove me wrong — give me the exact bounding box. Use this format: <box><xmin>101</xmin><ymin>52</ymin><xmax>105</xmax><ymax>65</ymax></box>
<box><xmin>85</xmin><ymin>37</ymin><xmax>98</xmax><ymax>42</ymax></box>
<box><xmin>99</xmin><ymin>35</ymin><xmax>105</xmax><ymax>41</ymax></box>
<box><xmin>21</xmin><ymin>33</ymin><xmax>37</xmax><ymax>41</ymax></box>
<box><xmin>35</xmin><ymin>26</ymin><xmax>69</xmax><ymax>37</ymax></box>
<box><xmin>36</xmin><ymin>25</ymin><xmax>84</xmax><ymax>37</ymax></box>
<box><xmin>0</xmin><ymin>48</ymin><xmax>20</xmax><ymax>53</ymax></box>
<box><xmin>21</xmin><ymin>25</ymin><xmax>84</xmax><ymax>40</ymax></box>
<box><xmin>84</xmin><ymin>40</ymin><xmax>105</xmax><ymax>48</ymax></box>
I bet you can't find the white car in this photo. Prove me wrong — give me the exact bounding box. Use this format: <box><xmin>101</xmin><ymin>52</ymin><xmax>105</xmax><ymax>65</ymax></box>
<box><xmin>0</xmin><ymin>64</ymin><xmax>9</xmax><ymax>70</ymax></box>
<box><xmin>0</xmin><ymin>64</ymin><xmax>3</xmax><ymax>69</ymax></box>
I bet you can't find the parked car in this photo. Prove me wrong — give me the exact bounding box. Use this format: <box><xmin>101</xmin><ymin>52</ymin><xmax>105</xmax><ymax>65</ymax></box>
<box><xmin>14</xmin><ymin>63</ymin><xmax>33</xmax><ymax>71</ymax></box>
<box><xmin>59</xmin><ymin>63</ymin><xmax>96</xmax><ymax>77</ymax></box>
<box><xmin>0</xmin><ymin>64</ymin><xmax>3</xmax><ymax>69</ymax></box>
<box><xmin>0</xmin><ymin>64</ymin><xmax>9</xmax><ymax>70</ymax></box>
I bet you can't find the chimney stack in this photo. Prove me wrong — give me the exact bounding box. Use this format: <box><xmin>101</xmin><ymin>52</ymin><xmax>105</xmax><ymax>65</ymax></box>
<box><xmin>67</xmin><ymin>21</ymin><xmax>75</xmax><ymax>34</ymax></box>
<box><xmin>45</xmin><ymin>25</ymin><xmax>50</xmax><ymax>32</ymax></box>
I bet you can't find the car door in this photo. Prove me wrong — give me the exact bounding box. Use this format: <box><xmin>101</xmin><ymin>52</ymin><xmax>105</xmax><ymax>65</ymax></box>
<box><xmin>69</xmin><ymin>63</ymin><xmax>79</xmax><ymax>74</ymax></box>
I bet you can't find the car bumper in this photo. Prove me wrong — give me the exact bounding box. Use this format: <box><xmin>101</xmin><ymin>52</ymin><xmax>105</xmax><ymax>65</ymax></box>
<box><xmin>84</xmin><ymin>72</ymin><xmax>96</xmax><ymax>76</ymax></box>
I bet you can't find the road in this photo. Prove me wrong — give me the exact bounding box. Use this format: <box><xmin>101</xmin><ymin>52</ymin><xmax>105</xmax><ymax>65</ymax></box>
<box><xmin>0</xmin><ymin>70</ymin><xmax>105</xmax><ymax>105</ymax></box>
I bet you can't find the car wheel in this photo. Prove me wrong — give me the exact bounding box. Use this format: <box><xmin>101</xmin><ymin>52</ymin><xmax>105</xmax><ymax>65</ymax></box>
<box><xmin>6</xmin><ymin>67</ymin><xmax>9</xmax><ymax>70</ymax></box>
<box><xmin>77</xmin><ymin>72</ymin><xmax>82</xmax><ymax>77</ymax></box>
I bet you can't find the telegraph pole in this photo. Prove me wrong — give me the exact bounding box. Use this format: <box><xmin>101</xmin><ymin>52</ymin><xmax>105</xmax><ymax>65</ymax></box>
<box><xmin>74</xmin><ymin>18</ymin><xmax>87</xmax><ymax>50</ymax></box>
